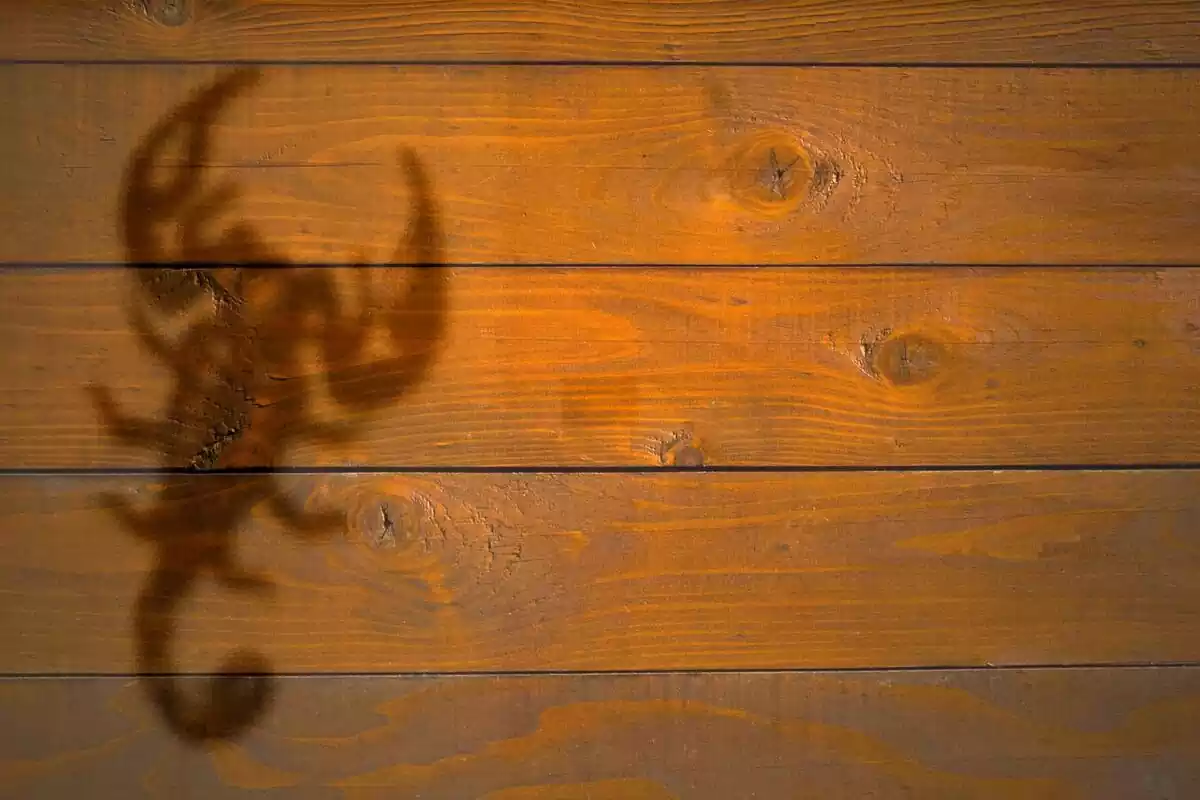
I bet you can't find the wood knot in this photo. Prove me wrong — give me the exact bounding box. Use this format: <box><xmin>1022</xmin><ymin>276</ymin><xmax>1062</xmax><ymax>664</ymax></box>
<box><xmin>661</xmin><ymin>434</ymin><xmax>705</xmax><ymax>468</ymax></box>
<box><xmin>672</xmin><ymin>445</ymin><xmax>705</xmax><ymax>468</ymax></box>
<box><xmin>872</xmin><ymin>333</ymin><xmax>944</xmax><ymax>387</ymax></box>
<box><xmin>143</xmin><ymin>0</ymin><xmax>191</xmax><ymax>26</ymax></box>
<box><xmin>347</xmin><ymin>497</ymin><xmax>405</xmax><ymax>550</ymax></box>
<box><xmin>725</xmin><ymin>133</ymin><xmax>815</xmax><ymax>217</ymax></box>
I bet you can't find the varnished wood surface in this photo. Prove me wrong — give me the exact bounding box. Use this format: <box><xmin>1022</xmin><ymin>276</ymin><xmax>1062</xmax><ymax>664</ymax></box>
<box><xmin>3</xmin><ymin>266</ymin><xmax>1198</xmax><ymax>469</ymax></box>
<box><xmin>4</xmin><ymin>471</ymin><xmax>1199</xmax><ymax>674</ymax></box>
<box><xmin>2</xmin><ymin>669</ymin><xmax>1198</xmax><ymax>798</ymax></box>
<box><xmin>6</xmin><ymin>1</ymin><xmax>1200</xmax><ymax>65</ymax></box>
<box><xmin>5</xmin><ymin>66</ymin><xmax>1200</xmax><ymax>265</ymax></box>
<box><xmin>6</xmin><ymin>4</ymin><xmax>1200</xmax><ymax>793</ymax></box>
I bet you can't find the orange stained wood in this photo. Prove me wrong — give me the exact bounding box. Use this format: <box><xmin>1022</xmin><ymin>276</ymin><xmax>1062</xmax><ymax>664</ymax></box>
<box><xmin>5</xmin><ymin>1</ymin><xmax>1200</xmax><ymax>64</ymax></box>
<box><xmin>1</xmin><ymin>266</ymin><xmax>1198</xmax><ymax>469</ymax></box>
<box><xmin>3</xmin><ymin>471</ymin><xmax>1199</xmax><ymax>674</ymax></box>
<box><xmin>3</xmin><ymin>66</ymin><xmax>1200</xmax><ymax>265</ymax></box>
<box><xmin>4</xmin><ymin>2</ymin><xmax>1200</xmax><ymax>795</ymax></box>
<box><xmin>2</xmin><ymin>669</ymin><xmax>1198</xmax><ymax>797</ymax></box>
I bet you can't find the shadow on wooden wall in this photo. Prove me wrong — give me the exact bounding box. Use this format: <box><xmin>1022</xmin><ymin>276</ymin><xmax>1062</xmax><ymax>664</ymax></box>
<box><xmin>83</xmin><ymin>67</ymin><xmax>448</xmax><ymax>744</ymax></box>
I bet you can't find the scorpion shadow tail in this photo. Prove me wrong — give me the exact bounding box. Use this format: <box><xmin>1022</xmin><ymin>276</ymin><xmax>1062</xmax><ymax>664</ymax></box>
<box><xmin>136</xmin><ymin>567</ymin><xmax>276</xmax><ymax>744</ymax></box>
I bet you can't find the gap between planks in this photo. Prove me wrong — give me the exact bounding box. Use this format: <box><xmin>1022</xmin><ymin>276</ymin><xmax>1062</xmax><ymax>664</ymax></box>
<box><xmin>7</xmin><ymin>662</ymin><xmax>1200</xmax><ymax>681</ymax></box>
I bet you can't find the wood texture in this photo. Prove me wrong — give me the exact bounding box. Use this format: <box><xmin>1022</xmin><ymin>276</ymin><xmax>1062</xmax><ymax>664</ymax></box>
<box><xmin>3</xmin><ymin>669</ymin><xmax>1199</xmax><ymax>797</ymax></box>
<box><xmin>4</xmin><ymin>471</ymin><xmax>1200</xmax><ymax>674</ymax></box>
<box><xmin>6</xmin><ymin>7</ymin><xmax>1200</xmax><ymax>794</ymax></box>
<box><xmin>3</xmin><ymin>266</ymin><xmax>1198</xmax><ymax>469</ymax></box>
<box><xmin>4</xmin><ymin>66</ymin><xmax>1200</xmax><ymax>265</ymax></box>
<box><xmin>6</xmin><ymin>1</ymin><xmax>1200</xmax><ymax>64</ymax></box>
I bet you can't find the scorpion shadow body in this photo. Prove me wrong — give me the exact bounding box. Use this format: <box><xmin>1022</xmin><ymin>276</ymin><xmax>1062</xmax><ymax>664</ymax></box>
<box><xmin>87</xmin><ymin>69</ymin><xmax>446</xmax><ymax>743</ymax></box>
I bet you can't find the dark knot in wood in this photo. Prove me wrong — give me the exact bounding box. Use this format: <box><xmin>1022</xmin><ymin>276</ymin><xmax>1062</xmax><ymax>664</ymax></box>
<box><xmin>873</xmin><ymin>333</ymin><xmax>944</xmax><ymax>387</ymax></box>
<box><xmin>672</xmin><ymin>444</ymin><xmax>706</xmax><ymax>468</ymax></box>
<box><xmin>145</xmin><ymin>0</ymin><xmax>191</xmax><ymax>27</ymax></box>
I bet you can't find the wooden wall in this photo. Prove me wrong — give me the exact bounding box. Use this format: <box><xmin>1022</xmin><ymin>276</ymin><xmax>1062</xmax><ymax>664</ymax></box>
<box><xmin>2</xmin><ymin>1</ymin><xmax>1199</xmax><ymax>797</ymax></box>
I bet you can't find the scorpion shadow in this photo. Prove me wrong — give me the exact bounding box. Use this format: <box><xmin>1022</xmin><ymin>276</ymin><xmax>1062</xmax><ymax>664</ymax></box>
<box><xmin>86</xmin><ymin>68</ymin><xmax>447</xmax><ymax>744</ymax></box>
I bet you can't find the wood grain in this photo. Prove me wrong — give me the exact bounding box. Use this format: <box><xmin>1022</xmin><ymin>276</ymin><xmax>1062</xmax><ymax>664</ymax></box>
<box><xmin>3</xmin><ymin>471</ymin><xmax>1200</xmax><ymax>674</ymax></box>
<box><xmin>3</xmin><ymin>266</ymin><xmax>1199</xmax><ymax>469</ymax></box>
<box><xmin>4</xmin><ymin>66</ymin><xmax>1200</xmax><ymax>265</ymax></box>
<box><xmin>6</xmin><ymin>6</ymin><xmax>1198</xmax><ymax>798</ymax></box>
<box><xmin>6</xmin><ymin>1</ymin><xmax>1200</xmax><ymax>64</ymax></box>
<box><xmin>3</xmin><ymin>669</ymin><xmax>1199</xmax><ymax>797</ymax></box>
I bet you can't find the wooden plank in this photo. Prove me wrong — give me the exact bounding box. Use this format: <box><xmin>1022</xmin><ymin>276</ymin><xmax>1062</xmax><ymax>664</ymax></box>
<box><xmin>3</xmin><ymin>471</ymin><xmax>1199</xmax><ymax>674</ymax></box>
<box><xmin>6</xmin><ymin>1</ymin><xmax>1200</xmax><ymax>65</ymax></box>
<box><xmin>2</xmin><ymin>669</ymin><xmax>1198</xmax><ymax>797</ymax></box>
<box><xmin>3</xmin><ymin>266</ymin><xmax>1199</xmax><ymax>469</ymax></box>
<box><xmin>4</xmin><ymin>66</ymin><xmax>1200</xmax><ymax>266</ymax></box>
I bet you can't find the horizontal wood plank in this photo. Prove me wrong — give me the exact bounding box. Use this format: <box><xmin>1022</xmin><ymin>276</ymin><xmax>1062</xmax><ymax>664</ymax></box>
<box><xmin>4</xmin><ymin>66</ymin><xmax>1200</xmax><ymax>265</ymax></box>
<box><xmin>3</xmin><ymin>471</ymin><xmax>1199</xmax><ymax>674</ymax></box>
<box><xmin>3</xmin><ymin>669</ymin><xmax>1199</xmax><ymax>797</ymax></box>
<box><xmin>6</xmin><ymin>1</ymin><xmax>1200</xmax><ymax>64</ymax></box>
<box><xmin>2</xmin><ymin>266</ymin><xmax>1198</xmax><ymax>469</ymax></box>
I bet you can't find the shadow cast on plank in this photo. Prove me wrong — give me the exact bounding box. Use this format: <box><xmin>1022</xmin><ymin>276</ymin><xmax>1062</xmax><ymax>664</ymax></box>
<box><xmin>86</xmin><ymin>67</ymin><xmax>448</xmax><ymax>744</ymax></box>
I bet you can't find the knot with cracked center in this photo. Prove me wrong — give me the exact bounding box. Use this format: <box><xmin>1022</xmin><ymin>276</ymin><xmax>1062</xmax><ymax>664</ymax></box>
<box><xmin>723</xmin><ymin>132</ymin><xmax>840</xmax><ymax>218</ymax></box>
<box><xmin>872</xmin><ymin>333</ymin><xmax>945</xmax><ymax>387</ymax></box>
